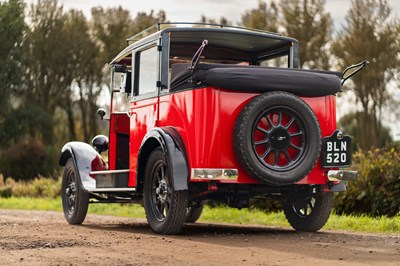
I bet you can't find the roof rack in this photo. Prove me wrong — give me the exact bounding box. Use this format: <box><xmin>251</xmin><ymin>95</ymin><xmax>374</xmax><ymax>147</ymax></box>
<box><xmin>126</xmin><ymin>22</ymin><xmax>281</xmax><ymax>46</ymax></box>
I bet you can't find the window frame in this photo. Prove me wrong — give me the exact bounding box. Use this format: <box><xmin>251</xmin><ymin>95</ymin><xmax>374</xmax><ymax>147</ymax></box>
<box><xmin>110</xmin><ymin>64</ymin><xmax>132</xmax><ymax>114</ymax></box>
<box><xmin>132</xmin><ymin>41</ymin><xmax>161</xmax><ymax>102</ymax></box>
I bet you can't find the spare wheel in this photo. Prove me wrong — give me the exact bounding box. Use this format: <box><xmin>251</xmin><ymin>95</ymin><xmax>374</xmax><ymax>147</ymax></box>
<box><xmin>234</xmin><ymin>91</ymin><xmax>321</xmax><ymax>185</ymax></box>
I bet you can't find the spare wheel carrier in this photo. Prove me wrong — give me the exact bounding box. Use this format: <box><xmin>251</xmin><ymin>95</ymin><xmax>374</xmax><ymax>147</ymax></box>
<box><xmin>233</xmin><ymin>91</ymin><xmax>321</xmax><ymax>185</ymax></box>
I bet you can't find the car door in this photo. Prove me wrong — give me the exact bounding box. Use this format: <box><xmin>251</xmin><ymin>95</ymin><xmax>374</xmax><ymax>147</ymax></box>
<box><xmin>128</xmin><ymin>43</ymin><xmax>160</xmax><ymax>186</ymax></box>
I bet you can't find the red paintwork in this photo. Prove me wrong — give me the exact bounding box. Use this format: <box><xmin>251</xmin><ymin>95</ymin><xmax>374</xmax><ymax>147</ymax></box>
<box><xmin>107</xmin><ymin>85</ymin><xmax>337</xmax><ymax>187</ymax></box>
<box><xmin>157</xmin><ymin>87</ymin><xmax>336</xmax><ymax>185</ymax></box>
<box><xmin>128</xmin><ymin>97</ymin><xmax>158</xmax><ymax>186</ymax></box>
<box><xmin>108</xmin><ymin>113</ymin><xmax>117</xmax><ymax>170</ymax></box>
<box><xmin>108</xmin><ymin>113</ymin><xmax>130</xmax><ymax>170</ymax></box>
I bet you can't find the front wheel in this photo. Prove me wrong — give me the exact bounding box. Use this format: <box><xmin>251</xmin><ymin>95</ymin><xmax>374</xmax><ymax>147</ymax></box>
<box><xmin>283</xmin><ymin>192</ymin><xmax>333</xmax><ymax>232</ymax></box>
<box><xmin>143</xmin><ymin>148</ymin><xmax>188</xmax><ymax>234</ymax></box>
<box><xmin>62</xmin><ymin>159</ymin><xmax>89</xmax><ymax>224</ymax></box>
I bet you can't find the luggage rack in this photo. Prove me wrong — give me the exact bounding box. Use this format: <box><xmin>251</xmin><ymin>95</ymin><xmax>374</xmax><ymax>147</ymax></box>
<box><xmin>126</xmin><ymin>22</ymin><xmax>282</xmax><ymax>46</ymax></box>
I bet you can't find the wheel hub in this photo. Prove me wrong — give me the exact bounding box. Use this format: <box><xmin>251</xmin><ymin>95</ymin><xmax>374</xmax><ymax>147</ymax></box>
<box><xmin>270</xmin><ymin>127</ymin><xmax>290</xmax><ymax>150</ymax></box>
<box><xmin>251</xmin><ymin>107</ymin><xmax>307</xmax><ymax>170</ymax></box>
<box><xmin>155</xmin><ymin>180</ymin><xmax>168</xmax><ymax>204</ymax></box>
<box><xmin>66</xmin><ymin>183</ymin><xmax>76</xmax><ymax>205</ymax></box>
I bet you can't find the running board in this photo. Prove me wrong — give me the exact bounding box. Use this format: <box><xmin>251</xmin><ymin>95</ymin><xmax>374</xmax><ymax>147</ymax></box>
<box><xmin>87</xmin><ymin>187</ymin><xmax>136</xmax><ymax>193</ymax></box>
<box><xmin>90</xmin><ymin>169</ymin><xmax>133</xmax><ymax>189</ymax></box>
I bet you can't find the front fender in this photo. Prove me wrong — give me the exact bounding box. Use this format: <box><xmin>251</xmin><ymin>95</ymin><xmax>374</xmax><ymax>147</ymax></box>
<box><xmin>59</xmin><ymin>141</ymin><xmax>107</xmax><ymax>191</ymax></box>
<box><xmin>138</xmin><ymin>127</ymin><xmax>189</xmax><ymax>191</ymax></box>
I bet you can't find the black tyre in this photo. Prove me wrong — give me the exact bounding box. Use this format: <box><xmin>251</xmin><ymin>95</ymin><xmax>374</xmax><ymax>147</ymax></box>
<box><xmin>143</xmin><ymin>148</ymin><xmax>188</xmax><ymax>234</ymax></box>
<box><xmin>185</xmin><ymin>202</ymin><xmax>204</xmax><ymax>223</ymax></box>
<box><xmin>62</xmin><ymin>159</ymin><xmax>89</xmax><ymax>224</ymax></box>
<box><xmin>234</xmin><ymin>91</ymin><xmax>321</xmax><ymax>185</ymax></box>
<box><xmin>283</xmin><ymin>192</ymin><xmax>333</xmax><ymax>232</ymax></box>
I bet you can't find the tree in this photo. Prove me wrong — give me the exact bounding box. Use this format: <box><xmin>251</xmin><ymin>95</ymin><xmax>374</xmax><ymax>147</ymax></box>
<box><xmin>338</xmin><ymin>112</ymin><xmax>392</xmax><ymax>150</ymax></box>
<box><xmin>89</xmin><ymin>7</ymin><xmax>167</xmax><ymax>141</ymax></box>
<box><xmin>91</xmin><ymin>6</ymin><xmax>135</xmax><ymax>65</ymax></box>
<box><xmin>61</xmin><ymin>10</ymin><xmax>100</xmax><ymax>142</ymax></box>
<box><xmin>241</xmin><ymin>0</ymin><xmax>279</xmax><ymax>33</ymax></box>
<box><xmin>280</xmin><ymin>0</ymin><xmax>333</xmax><ymax>69</ymax></box>
<box><xmin>22</xmin><ymin>0</ymin><xmax>71</xmax><ymax>145</ymax></box>
<box><xmin>199</xmin><ymin>15</ymin><xmax>232</xmax><ymax>26</ymax></box>
<box><xmin>131</xmin><ymin>10</ymin><xmax>167</xmax><ymax>34</ymax></box>
<box><xmin>91</xmin><ymin>7</ymin><xmax>166</xmax><ymax>65</ymax></box>
<box><xmin>334</xmin><ymin>0</ymin><xmax>400</xmax><ymax>150</ymax></box>
<box><xmin>240</xmin><ymin>0</ymin><xmax>332</xmax><ymax>69</ymax></box>
<box><xmin>0</xmin><ymin>0</ymin><xmax>25</xmax><ymax>134</ymax></box>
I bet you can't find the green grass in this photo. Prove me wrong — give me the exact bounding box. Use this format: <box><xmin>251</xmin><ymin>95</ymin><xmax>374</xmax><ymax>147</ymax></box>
<box><xmin>1</xmin><ymin>197</ymin><xmax>400</xmax><ymax>234</ymax></box>
<box><xmin>0</xmin><ymin>197</ymin><xmax>145</xmax><ymax>218</ymax></box>
<box><xmin>0</xmin><ymin>197</ymin><xmax>63</xmax><ymax>211</ymax></box>
<box><xmin>201</xmin><ymin>205</ymin><xmax>400</xmax><ymax>233</ymax></box>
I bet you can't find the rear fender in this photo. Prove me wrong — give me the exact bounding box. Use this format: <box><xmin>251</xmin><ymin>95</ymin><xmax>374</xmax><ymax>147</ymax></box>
<box><xmin>59</xmin><ymin>142</ymin><xmax>108</xmax><ymax>191</ymax></box>
<box><xmin>137</xmin><ymin>127</ymin><xmax>189</xmax><ymax>192</ymax></box>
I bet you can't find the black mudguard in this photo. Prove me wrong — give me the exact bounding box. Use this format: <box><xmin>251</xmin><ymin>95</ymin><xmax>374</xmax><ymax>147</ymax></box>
<box><xmin>59</xmin><ymin>142</ymin><xmax>107</xmax><ymax>191</ymax></box>
<box><xmin>138</xmin><ymin>127</ymin><xmax>189</xmax><ymax>191</ymax></box>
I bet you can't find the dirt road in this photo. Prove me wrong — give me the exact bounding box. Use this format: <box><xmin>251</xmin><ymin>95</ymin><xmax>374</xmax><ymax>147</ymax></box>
<box><xmin>0</xmin><ymin>209</ymin><xmax>399</xmax><ymax>265</ymax></box>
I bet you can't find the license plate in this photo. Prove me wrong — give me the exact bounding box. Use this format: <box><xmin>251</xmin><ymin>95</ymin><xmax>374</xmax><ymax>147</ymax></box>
<box><xmin>321</xmin><ymin>131</ymin><xmax>352</xmax><ymax>168</ymax></box>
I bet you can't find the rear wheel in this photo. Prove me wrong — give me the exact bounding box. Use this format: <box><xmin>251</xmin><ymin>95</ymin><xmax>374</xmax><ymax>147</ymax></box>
<box><xmin>283</xmin><ymin>192</ymin><xmax>333</xmax><ymax>232</ymax></box>
<box><xmin>144</xmin><ymin>148</ymin><xmax>188</xmax><ymax>234</ymax></box>
<box><xmin>185</xmin><ymin>202</ymin><xmax>204</xmax><ymax>223</ymax></box>
<box><xmin>62</xmin><ymin>159</ymin><xmax>89</xmax><ymax>224</ymax></box>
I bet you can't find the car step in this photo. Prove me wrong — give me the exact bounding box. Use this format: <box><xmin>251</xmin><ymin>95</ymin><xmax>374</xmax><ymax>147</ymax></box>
<box><xmin>90</xmin><ymin>169</ymin><xmax>134</xmax><ymax>190</ymax></box>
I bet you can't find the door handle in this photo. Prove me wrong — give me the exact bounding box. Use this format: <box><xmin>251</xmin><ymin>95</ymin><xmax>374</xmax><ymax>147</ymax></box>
<box><xmin>127</xmin><ymin>110</ymin><xmax>136</xmax><ymax>117</ymax></box>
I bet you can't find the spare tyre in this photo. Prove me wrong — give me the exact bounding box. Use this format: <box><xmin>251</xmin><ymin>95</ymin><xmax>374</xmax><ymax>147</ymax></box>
<box><xmin>234</xmin><ymin>91</ymin><xmax>321</xmax><ymax>185</ymax></box>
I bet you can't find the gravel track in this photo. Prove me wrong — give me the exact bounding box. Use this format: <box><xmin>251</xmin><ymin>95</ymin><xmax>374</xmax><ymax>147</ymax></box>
<box><xmin>0</xmin><ymin>209</ymin><xmax>399</xmax><ymax>265</ymax></box>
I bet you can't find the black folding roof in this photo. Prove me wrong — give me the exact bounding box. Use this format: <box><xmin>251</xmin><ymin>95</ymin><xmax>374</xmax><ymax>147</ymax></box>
<box><xmin>112</xmin><ymin>24</ymin><xmax>297</xmax><ymax>65</ymax></box>
<box><xmin>164</xmin><ymin>27</ymin><xmax>297</xmax><ymax>53</ymax></box>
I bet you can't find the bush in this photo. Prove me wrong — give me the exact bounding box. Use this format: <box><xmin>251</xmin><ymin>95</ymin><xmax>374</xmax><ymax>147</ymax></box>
<box><xmin>0</xmin><ymin>186</ymin><xmax>12</xmax><ymax>198</ymax></box>
<box><xmin>334</xmin><ymin>142</ymin><xmax>400</xmax><ymax>217</ymax></box>
<box><xmin>0</xmin><ymin>139</ymin><xmax>59</xmax><ymax>181</ymax></box>
<box><xmin>0</xmin><ymin>176</ymin><xmax>61</xmax><ymax>198</ymax></box>
<box><xmin>0</xmin><ymin>175</ymin><xmax>10</xmax><ymax>197</ymax></box>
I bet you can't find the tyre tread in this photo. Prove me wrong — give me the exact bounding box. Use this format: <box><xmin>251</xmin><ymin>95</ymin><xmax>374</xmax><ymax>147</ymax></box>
<box><xmin>283</xmin><ymin>192</ymin><xmax>333</xmax><ymax>232</ymax></box>
<box><xmin>144</xmin><ymin>148</ymin><xmax>188</xmax><ymax>235</ymax></box>
<box><xmin>62</xmin><ymin>159</ymin><xmax>89</xmax><ymax>225</ymax></box>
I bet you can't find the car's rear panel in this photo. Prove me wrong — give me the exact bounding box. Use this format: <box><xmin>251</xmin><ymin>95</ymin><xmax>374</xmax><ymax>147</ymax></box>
<box><xmin>158</xmin><ymin>86</ymin><xmax>337</xmax><ymax>185</ymax></box>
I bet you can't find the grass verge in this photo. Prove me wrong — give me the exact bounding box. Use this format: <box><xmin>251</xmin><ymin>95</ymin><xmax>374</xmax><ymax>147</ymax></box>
<box><xmin>1</xmin><ymin>197</ymin><xmax>399</xmax><ymax>234</ymax></box>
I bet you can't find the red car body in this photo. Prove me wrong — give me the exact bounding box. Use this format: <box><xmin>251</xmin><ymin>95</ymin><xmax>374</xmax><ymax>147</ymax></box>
<box><xmin>60</xmin><ymin>23</ymin><xmax>363</xmax><ymax>234</ymax></box>
<box><xmin>108</xmin><ymin>89</ymin><xmax>337</xmax><ymax>186</ymax></box>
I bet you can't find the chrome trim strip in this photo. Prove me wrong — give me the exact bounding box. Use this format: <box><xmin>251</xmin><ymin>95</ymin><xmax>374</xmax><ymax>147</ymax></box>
<box><xmin>87</xmin><ymin>188</ymin><xmax>136</xmax><ymax>192</ymax></box>
<box><xmin>90</xmin><ymin>169</ymin><xmax>130</xmax><ymax>175</ymax></box>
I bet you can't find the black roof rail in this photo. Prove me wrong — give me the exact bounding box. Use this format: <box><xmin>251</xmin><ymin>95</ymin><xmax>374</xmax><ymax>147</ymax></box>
<box><xmin>126</xmin><ymin>22</ymin><xmax>282</xmax><ymax>46</ymax></box>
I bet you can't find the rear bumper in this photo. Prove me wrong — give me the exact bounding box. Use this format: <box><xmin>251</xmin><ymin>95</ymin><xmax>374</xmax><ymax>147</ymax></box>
<box><xmin>328</xmin><ymin>170</ymin><xmax>358</xmax><ymax>181</ymax></box>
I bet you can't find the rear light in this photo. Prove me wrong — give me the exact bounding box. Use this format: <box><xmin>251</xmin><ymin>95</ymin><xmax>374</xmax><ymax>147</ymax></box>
<box><xmin>191</xmin><ymin>168</ymin><xmax>238</xmax><ymax>180</ymax></box>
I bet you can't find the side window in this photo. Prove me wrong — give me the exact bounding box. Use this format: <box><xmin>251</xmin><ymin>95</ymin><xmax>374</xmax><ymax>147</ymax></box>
<box><xmin>258</xmin><ymin>54</ymin><xmax>289</xmax><ymax>68</ymax></box>
<box><xmin>111</xmin><ymin>67</ymin><xmax>131</xmax><ymax>113</ymax></box>
<box><xmin>136</xmin><ymin>46</ymin><xmax>158</xmax><ymax>96</ymax></box>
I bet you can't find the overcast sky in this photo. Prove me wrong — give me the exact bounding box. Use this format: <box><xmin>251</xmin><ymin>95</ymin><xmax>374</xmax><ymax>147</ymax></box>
<box><xmin>24</xmin><ymin>0</ymin><xmax>400</xmax><ymax>30</ymax></box>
